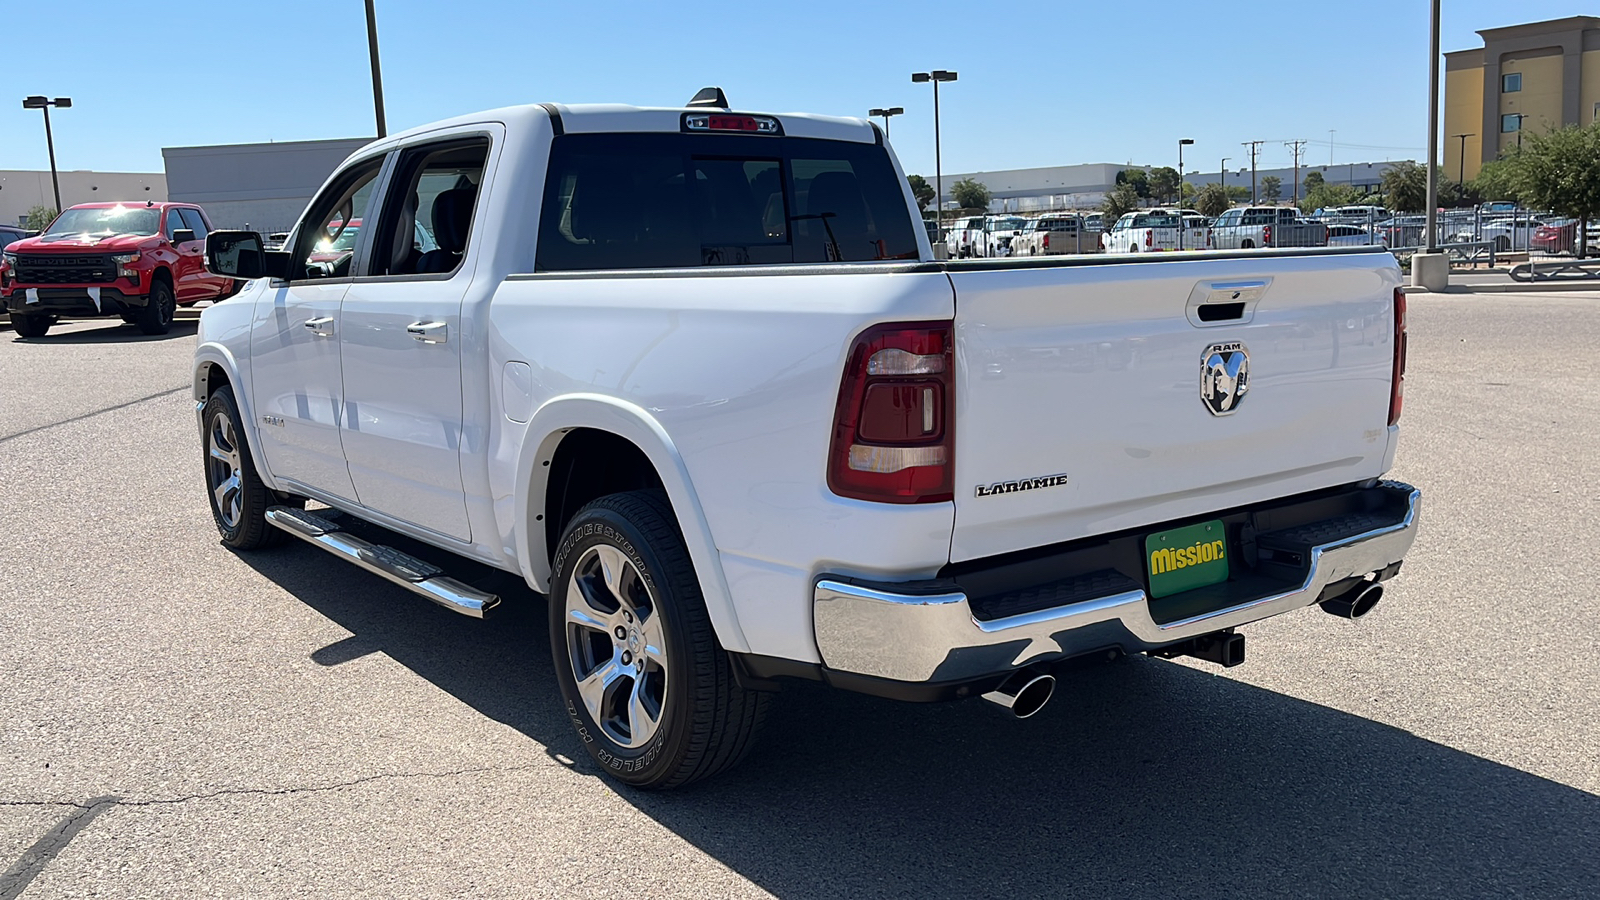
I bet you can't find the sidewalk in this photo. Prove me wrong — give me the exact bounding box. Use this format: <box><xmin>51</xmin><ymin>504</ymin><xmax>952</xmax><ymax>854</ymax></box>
<box><xmin>1403</xmin><ymin>270</ymin><xmax>1600</xmax><ymax>294</ymax></box>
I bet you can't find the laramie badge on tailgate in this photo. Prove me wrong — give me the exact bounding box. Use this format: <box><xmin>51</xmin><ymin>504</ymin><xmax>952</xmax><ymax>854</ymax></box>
<box><xmin>1201</xmin><ymin>341</ymin><xmax>1250</xmax><ymax>416</ymax></box>
<box><xmin>974</xmin><ymin>473</ymin><xmax>1069</xmax><ymax>498</ymax></box>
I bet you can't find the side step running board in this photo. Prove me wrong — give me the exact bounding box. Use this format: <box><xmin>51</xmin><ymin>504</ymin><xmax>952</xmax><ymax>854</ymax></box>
<box><xmin>264</xmin><ymin>506</ymin><xmax>500</xmax><ymax>618</ymax></box>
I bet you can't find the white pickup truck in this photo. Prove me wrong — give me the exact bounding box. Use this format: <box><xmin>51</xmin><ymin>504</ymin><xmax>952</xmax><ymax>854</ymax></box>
<box><xmin>194</xmin><ymin>95</ymin><xmax>1420</xmax><ymax>790</ymax></box>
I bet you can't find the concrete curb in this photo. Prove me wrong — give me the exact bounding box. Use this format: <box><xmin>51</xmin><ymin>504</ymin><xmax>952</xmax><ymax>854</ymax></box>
<box><xmin>1404</xmin><ymin>281</ymin><xmax>1600</xmax><ymax>294</ymax></box>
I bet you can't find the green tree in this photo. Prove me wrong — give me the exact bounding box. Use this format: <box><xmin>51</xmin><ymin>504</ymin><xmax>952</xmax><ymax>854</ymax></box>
<box><xmin>1261</xmin><ymin>175</ymin><xmax>1283</xmax><ymax>202</ymax></box>
<box><xmin>1380</xmin><ymin>161</ymin><xmax>1429</xmax><ymax>213</ymax></box>
<box><xmin>950</xmin><ymin>177</ymin><xmax>991</xmax><ymax>211</ymax></box>
<box><xmin>1299</xmin><ymin>182</ymin><xmax>1361</xmax><ymax>215</ymax></box>
<box><xmin>1180</xmin><ymin>181</ymin><xmax>1197</xmax><ymax>203</ymax></box>
<box><xmin>1225</xmin><ymin>185</ymin><xmax>1252</xmax><ymax>204</ymax></box>
<box><xmin>1147</xmin><ymin>167</ymin><xmax>1180</xmax><ymax>205</ymax></box>
<box><xmin>1471</xmin><ymin>158</ymin><xmax>1520</xmax><ymax>203</ymax></box>
<box><xmin>25</xmin><ymin>205</ymin><xmax>57</xmax><ymax>232</ymax></box>
<box><xmin>1116</xmin><ymin>168</ymin><xmax>1151</xmax><ymax>198</ymax></box>
<box><xmin>1303</xmin><ymin>170</ymin><xmax>1326</xmax><ymax>193</ymax></box>
<box><xmin>1512</xmin><ymin>122</ymin><xmax>1600</xmax><ymax>255</ymax></box>
<box><xmin>1194</xmin><ymin>183</ymin><xmax>1230</xmax><ymax>218</ymax></box>
<box><xmin>906</xmin><ymin>174</ymin><xmax>936</xmax><ymax>212</ymax></box>
<box><xmin>1101</xmin><ymin>182</ymin><xmax>1142</xmax><ymax>223</ymax></box>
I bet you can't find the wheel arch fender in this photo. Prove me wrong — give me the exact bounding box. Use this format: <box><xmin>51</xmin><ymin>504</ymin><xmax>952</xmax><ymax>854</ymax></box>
<box><xmin>193</xmin><ymin>345</ymin><xmax>281</xmax><ymax>493</ymax></box>
<box><xmin>514</xmin><ymin>394</ymin><xmax>750</xmax><ymax>655</ymax></box>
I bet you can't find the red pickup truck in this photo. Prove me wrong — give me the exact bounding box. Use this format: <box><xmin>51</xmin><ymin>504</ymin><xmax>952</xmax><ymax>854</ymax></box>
<box><xmin>1</xmin><ymin>201</ymin><xmax>235</xmax><ymax>337</ymax></box>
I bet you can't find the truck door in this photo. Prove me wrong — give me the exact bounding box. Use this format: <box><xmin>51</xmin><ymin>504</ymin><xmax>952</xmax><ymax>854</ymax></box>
<box><xmin>249</xmin><ymin>157</ymin><xmax>387</xmax><ymax>502</ymax></box>
<box><xmin>335</xmin><ymin>132</ymin><xmax>495</xmax><ymax>541</ymax></box>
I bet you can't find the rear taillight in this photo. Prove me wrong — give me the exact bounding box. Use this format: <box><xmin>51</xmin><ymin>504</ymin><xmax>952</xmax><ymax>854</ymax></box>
<box><xmin>1144</xmin><ymin>230</ymin><xmax>1152</xmax><ymax>247</ymax></box>
<box><xmin>1206</xmin><ymin>228</ymin><xmax>1213</xmax><ymax>248</ymax></box>
<box><xmin>1389</xmin><ymin>288</ymin><xmax>1407</xmax><ymax>425</ymax></box>
<box><xmin>1263</xmin><ymin>224</ymin><xmax>1273</xmax><ymax>245</ymax></box>
<box><xmin>1042</xmin><ymin>233</ymin><xmax>1050</xmax><ymax>250</ymax></box>
<box><xmin>828</xmin><ymin>322</ymin><xmax>954</xmax><ymax>504</ymax></box>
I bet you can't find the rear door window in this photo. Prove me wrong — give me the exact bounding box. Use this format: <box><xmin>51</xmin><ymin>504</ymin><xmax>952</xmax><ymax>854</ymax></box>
<box><xmin>178</xmin><ymin>208</ymin><xmax>209</xmax><ymax>240</ymax></box>
<box><xmin>535</xmin><ymin>132</ymin><xmax>919</xmax><ymax>271</ymax></box>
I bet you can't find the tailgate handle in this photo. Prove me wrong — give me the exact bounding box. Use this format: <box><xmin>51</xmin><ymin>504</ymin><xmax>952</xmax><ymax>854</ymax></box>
<box><xmin>1187</xmin><ymin>279</ymin><xmax>1268</xmax><ymax>328</ymax></box>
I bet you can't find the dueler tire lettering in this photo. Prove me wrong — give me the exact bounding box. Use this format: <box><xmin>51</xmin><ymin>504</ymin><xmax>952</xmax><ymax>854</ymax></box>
<box><xmin>548</xmin><ymin>490</ymin><xmax>767</xmax><ymax>790</ymax></box>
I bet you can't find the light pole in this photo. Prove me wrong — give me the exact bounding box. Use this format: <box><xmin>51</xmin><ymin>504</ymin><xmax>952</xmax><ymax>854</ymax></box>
<box><xmin>364</xmin><ymin>0</ymin><xmax>387</xmax><ymax>138</ymax></box>
<box><xmin>1220</xmin><ymin>157</ymin><xmax>1229</xmax><ymax>195</ymax></box>
<box><xmin>867</xmin><ymin>107</ymin><xmax>903</xmax><ymax>136</ymax></box>
<box><xmin>1424</xmin><ymin>0</ymin><xmax>1441</xmax><ymax>251</ymax></box>
<box><xmin>1453</xmin><ymin>133</ymin><xmax>1474</xmax><ymax>201</ymax></box>
<box><xmin>22</xmin><ymin>95</ymin><xmax>71</xmax><ymax>215</ymax></box>
<box><xmin>1177</xmin><ymin>138</ymin><xmax>1194</xmax><ymax>249</ymax></box>
<box><xmin>912</xmin><ymin>70</ymin><xmax>957</xmax><ymax>245</ymax></box>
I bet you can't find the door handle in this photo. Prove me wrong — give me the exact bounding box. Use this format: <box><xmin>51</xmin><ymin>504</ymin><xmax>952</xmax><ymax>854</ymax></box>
<box><xmin>303</xmin><ymin>316</ymin><xmax>335</xmax><ymax>337</ymax></box>
<box><xmin>407</xmin><ymin>321</ymin><xmax>448</xmax><ymax>344</ymax></box>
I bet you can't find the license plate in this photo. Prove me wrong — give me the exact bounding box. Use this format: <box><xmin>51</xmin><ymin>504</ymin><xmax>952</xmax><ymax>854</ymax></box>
<box><xmin>1145</xmin><ymin>520</ymin><xmax>1229</xmax><ymax>599</ymax></box>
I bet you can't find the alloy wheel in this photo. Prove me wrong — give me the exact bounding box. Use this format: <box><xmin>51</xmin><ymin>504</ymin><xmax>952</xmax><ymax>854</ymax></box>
<box><xmin>564</xmin><ymin>544</ymin><xmax>669</xmax><ymax>748</ymax></box>
<box><xmin>207</xmin><ymin>414</ymin><xmax>244</xmax><ymax>529</ymax></box>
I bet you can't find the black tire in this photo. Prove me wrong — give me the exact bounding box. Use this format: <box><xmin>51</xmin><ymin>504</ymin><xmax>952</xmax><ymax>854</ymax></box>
<box><xmin>10</xmin><ymin>313</ymin><xmax>53</xmax><ymax>338</ymax></box>
<box><xmin>136</xmin><ymin>279</ymin><xmax>176</xmax><ymax>335</ymax></box>
<box><xmin>202</xmin><ymin>386</ymin><xmax>287</xmax><ymax>550</ymax></box>
<box><xmin>1495</xmin><ymin>235</ymin><xmax>1511</xmax><ymax>252</ymax></box>
<box><xmin>550</xmin><ymin>490</ymin><xmax>767</xmax><ymax>790</ymax></box>
<box><xmin>1241</xmin><ymin>239</ymin><xmax>1256</xmax><ymax>249</ymax></box>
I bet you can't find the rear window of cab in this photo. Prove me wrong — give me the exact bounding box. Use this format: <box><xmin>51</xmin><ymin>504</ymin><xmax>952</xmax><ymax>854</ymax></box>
<box><xmin>536</xmin><ymin>132</ymin><xmax>920</xmax><ymax>271</ymax></box>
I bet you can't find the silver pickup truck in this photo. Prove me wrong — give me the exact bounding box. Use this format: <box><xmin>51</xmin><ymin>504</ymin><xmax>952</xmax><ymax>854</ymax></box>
<box><xmin>1211</xmin><ymin>206</ymin><xmax>1329</xmax><ymax>250</ymax></box>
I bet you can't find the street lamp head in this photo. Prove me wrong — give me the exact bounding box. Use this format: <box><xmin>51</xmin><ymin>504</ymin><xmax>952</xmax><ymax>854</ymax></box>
<box><xmin>886</xmin><ymin>107</ymin><xmax>903</xmax><ymax>116</ymax></box>
<box><xmin>23</xmin><ymin>95</ymin><xmax>48</xmax><ymax>109</ymax></box>
<box><xmin>1179</xmin><ymin>138</ymin><xmax>1195</xmax><ymax>146</ymax></box>
<box><xmin>931</xmin><ymin>70</ymin><xmax>957</xmax><ymax>82</ymax></box>
<box><xmin>869</xmin><ymin>108</ymin><xmax>888</xmax><ymax>117</ymax></box>
<box><xmin>53</xmin><ymin>97</ymin><xmax>71</xmax><ymax>108</ymax></box>
<box><xmin>911</xmin><ymin>72</ymin><xmax>930</xmax><ymax>83</ymax></box>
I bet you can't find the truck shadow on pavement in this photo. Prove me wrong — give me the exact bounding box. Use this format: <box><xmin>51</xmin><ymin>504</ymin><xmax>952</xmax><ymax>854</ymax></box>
<box><xmin>242</xmin><ymin>547</ymin><xmax>1600</xmax><ymax>899</ymax></box>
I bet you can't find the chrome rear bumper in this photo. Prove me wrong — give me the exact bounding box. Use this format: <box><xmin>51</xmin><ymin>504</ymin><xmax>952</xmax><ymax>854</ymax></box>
<box><xmin>814</xmin><ymin>481</ymin><xmax>1420</xmax><ymax>684</ymax></box>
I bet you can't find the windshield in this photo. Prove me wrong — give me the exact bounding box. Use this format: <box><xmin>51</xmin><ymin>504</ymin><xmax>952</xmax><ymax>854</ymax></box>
<box><xmin>990</xmin><ymin>217</ymin><xmax>1026</xmax><ymax>231</ymax></box>
<box><xmin>1136</xmin><ymin>214</ymin><xmax>1182</xmax><ymax>228</ymax></box>
<box><xmin>317</xmin><ymin>224</ymin><xmax>362</xmax><ymax>253</ymax></box>
<box><xmin>43</xmin><ymin>206</ymin><xmax>161</xmax><ymax>237</ymax></box>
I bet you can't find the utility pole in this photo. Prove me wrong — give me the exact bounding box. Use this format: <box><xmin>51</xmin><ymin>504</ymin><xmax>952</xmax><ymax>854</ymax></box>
<box><xmin>1242</xmin><ymin>140</ymin><xmax>1264</xmax><ymax>204</ymax></box>
<box><xmin>364</xmin><ymin>0</ymin><xmax>387</xmax><ymax>138</ymax></box>
<box><xmin>1285</xmin><ymin>139</ymin><xmax>1307</xmax><ymax>205</ymax></box>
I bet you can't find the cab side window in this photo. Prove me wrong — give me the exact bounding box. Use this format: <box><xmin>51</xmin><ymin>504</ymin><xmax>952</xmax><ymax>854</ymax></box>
<box><xmin>291</xmin><ymin>158</ymin><xmax>385</xmax><ymax>281</ymax></box>
<box><xmin>178</xmin><ymin>208</ymin><xmax>209</xmax><ymax>240</ymax></box>
<box><xmin>367</xmin><ymin>139</ymin><xmax>490</xmax><ymax>277</ymax></box>
<box><xmin>164</xmin><ymin>209</ymin><xmax>186</xmax><ymax>241</ymax></box>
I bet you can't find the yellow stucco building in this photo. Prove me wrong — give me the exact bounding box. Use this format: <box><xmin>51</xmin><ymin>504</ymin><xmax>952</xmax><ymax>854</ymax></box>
<box><xmin>1445</xmin><ymin>16</ymin><xmax>1600</xmax><ymax>183</ymax></box>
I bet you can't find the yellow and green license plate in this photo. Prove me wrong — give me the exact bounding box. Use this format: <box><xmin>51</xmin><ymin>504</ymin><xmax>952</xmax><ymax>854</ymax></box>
<box><xmin>1145</xmin><ymin>520</ymin><xmax>1229</xmax><ymax>599</ymax></box>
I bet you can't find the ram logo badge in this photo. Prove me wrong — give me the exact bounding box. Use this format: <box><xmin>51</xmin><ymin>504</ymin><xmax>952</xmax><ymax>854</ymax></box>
<box><xmin>975</xmin><ymin>473</ymin><xmax>1070</xmax><ymax>498</ymax></box>
<box><xmin>1201</xmin><ymin>341</ymin><xmax>1250</xmax><ymax>416</ymax></box>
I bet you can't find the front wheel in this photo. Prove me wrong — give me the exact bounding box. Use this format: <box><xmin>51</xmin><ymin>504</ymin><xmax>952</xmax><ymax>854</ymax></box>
<box><xmin>202</xmin><ymin>387</ymin><xmax>287</xmax><ymax>550</ymax></box>
<box><xmin>10</xmin><ymin>313</ymin><xmax>53</xmax><ymax>338</ymax></box>
<box><xmin>550</xmin><ymin>490</ymin><xmax>767</xmax><ymax>790</ymax></box>
<box><xmin>136</xmin><ymin>280</ymin><xmax>176</xmax><ymax>335</ymax></box>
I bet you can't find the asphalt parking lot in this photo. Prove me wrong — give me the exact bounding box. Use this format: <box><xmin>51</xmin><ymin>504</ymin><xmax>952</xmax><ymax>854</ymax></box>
<box><xmin>2</xmin><ymin>297</ymin><xmax>1598</xmax><ymax>899</ymax></box>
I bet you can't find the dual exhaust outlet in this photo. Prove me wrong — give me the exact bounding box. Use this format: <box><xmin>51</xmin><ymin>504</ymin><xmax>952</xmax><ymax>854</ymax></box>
<box><xmin>979</xmin><ymin>576</ymin><xmax>1386</xmax><ymax>720</ymax></box>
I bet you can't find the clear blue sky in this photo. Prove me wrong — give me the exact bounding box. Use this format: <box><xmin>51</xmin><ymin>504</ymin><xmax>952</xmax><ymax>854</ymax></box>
<box><xmin>2</xmin><ymin>0</ymin><xmax>1594</xmax><ymax>179</ymax></box>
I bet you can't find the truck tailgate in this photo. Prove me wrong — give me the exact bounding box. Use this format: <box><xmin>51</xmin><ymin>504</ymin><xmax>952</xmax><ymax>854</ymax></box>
<box><xmin>948</xmin><ymin>250</ymin><xmax>1400</xmax><ymax>562</ymax></box>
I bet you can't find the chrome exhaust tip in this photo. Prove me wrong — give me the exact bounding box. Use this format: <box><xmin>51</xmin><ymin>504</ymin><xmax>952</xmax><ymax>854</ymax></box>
<box><xmin>1320</xmin><ymin>581</ymin><xmax>1384</xmax><ymax>620</ymax></box>
<box><xmin>981</xmin><ymin>670</ymin><xmax>1056</xmax><ymax>719</ymax></box>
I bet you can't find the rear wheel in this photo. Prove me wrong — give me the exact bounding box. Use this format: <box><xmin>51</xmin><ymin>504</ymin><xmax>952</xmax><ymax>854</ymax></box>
<box><xmin>1241</xmin><ymin>239</ymin><xmax>1256</xmax><ymax>249</ymax></box>
<box><xmin>136</xmin><ymin>280</ymin><xmax>176</xmax><ymax>335</ymax></box>
<box><xmin>550</xmin><ymin>490</ymin><xmax>767</xmax><ymax>790</ymax></box>
<box><xmin>10</xmin><ymin>313</ymin><xmax>53</xmax><ymax>338</ymax></box>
